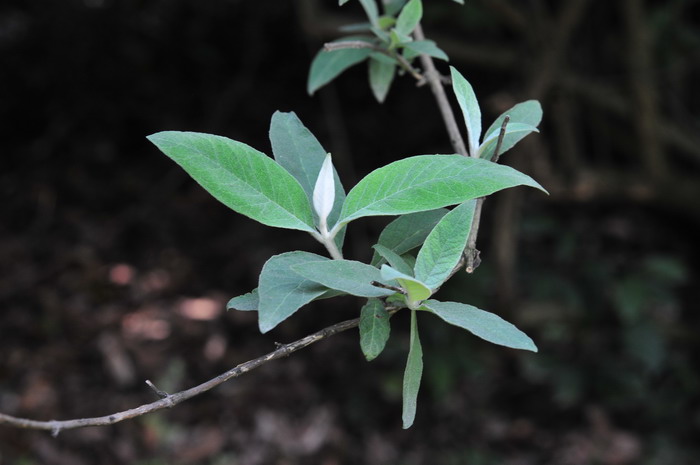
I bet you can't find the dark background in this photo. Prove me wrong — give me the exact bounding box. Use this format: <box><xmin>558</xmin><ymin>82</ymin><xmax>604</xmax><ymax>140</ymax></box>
<box><xmin>1</xmin><ymin>0</ymin><xmax>699</xmax><ymax>464</ymax></box>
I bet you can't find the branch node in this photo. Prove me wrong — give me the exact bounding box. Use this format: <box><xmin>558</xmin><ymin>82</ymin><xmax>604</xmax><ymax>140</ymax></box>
<box><xmin>145</xmin><ymin>380</ymin><xmax>169</xmax><ymax>399</ymax></box>
<box><xmin>493</xmin><ymin>115</ymin><xmax>510</xmax><ymax>163</ymax></box>
<box><xmin>465</xmin><ymin>249</ymin><xmax>481</xmax><ymax>274</ymax></box>
<box><xmin>51</xmin><ymin>424</ymin><xmax>62</xmax><ymax>438</ymax></box>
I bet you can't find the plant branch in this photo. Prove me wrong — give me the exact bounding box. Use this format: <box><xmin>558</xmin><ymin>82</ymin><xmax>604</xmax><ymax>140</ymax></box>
<box><xmin>413</xmin><ymin>25</ymin><xmax>468</xmax><ymax>158</ymax></box>
<box><xmin>323</xmin><ymin>41</ymin><xmax>423</xmax><ymax>81</ymax></box>
<box><xmin>0</xmin><ymin>314</ymin><xmax>368</xmax><ymax>434</ymax></box>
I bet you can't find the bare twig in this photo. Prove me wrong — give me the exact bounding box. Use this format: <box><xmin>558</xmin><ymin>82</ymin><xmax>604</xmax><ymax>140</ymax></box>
<box><xmin>0</xmin><ymin>315</ymin><xmax>367</xmax><ymax>434</ymax></box>
<box><xmin>413</xmin><ymin>25</ymin><xmax>468</xmax><ymax>157</ymax></box>
<box><xmin>323</xmin><ymin>41</ymin><xmax>423</xmax><ymax>81</ymax></box>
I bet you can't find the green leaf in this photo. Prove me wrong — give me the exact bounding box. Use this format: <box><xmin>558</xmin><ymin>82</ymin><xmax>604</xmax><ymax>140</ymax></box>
<box><xmin>370</xmin><ymin>209</ymin><xmax>449</xmax><ymax>266</ymax></box>
<box><xmin>258</xmin><ymin>252</ymin><xmax>331</xmax><ymax>333</ymax></box>
<box><xmin>402</xmin><ymin>310</ymin><xmax>423</xmax><ymax>429</ymax></box>
<box><xmin>291</xmin><ymin>260</ymin><xmax>395</xmax><ymax>298</ymax></box>
<box><xmin>358</xmin><ymin>0</ymin><xmax>380</xmax><ymax>27</ymax></box>
<box><xmin>338</xmin><ymin>155</ymin><xmax>545</xmax><ymax>226</ymax></box>
<box><xmin>227</xmin><ymin>289</ymin><xmax>259</xmax><ymax>311</ymax></box>
<box><xmin>384</xmin><ymin>0</ymin><xmax>407</xmax><ymax>16</ymax></box>
<box><xmin>372</xmin><ymin>244</ymin><xmax>414</xmax><ymax>276</ymax></box>
<box><xmin>148</xmin><ymin>132</ymin><xmax>315</xmax><ymax>232</ymax></box>
<box><xmin>369</xmin><ymin>51</ymin><xmax>397</xmax><ymax>65</ymax></box>
<box><xmin>390</xmin><ymin>29</ymin><xmax>412</xmax><ymax>48</ymax></box>
<box><xmin>402</xmin><ymin>40</ymin><xmax>448</xmax><ymax>61</ymax></box>
<box><xmin>414</xmin><ymin>200</ymin><xmax>476</xmax><ymax>289</ymax></box>
<box><xmin>269</xmin><ymin>111</ymin><xmax>346</xmax><ymax>235</ymax></box>
<box><xmin>381</xmin><ymin>265</ymin><xmax>432</xmax><ymax>308</ymax></box>
<box><xmin>368</xmin><ymin>57</ymin><xmax>396</xmax><ymax>103</ymax></box>
<box><xmin>359</xmin><ymin>298</ymin><xmax>391</xmax><ymax>361</ymax></box>
<box><xmin>308</xmin><ymin>46</ymin><xmax>372</xmax><ymax>95</ymax></box>
<box><xmin>395</xmin><ymin>0</ymin><xmax>422</xmax><ymax>37</ymax></box>
<box><xmin>480</xmin><ymin>100</ymin><xmax>543</xmax><ymax>160</ymax></box>
<box><xmin>422</xmin><ymin>300</ymin><xmax>538</xmax><ymax>352</ymax></box>
<box><xmin>478</xmin><ymin>123</ymin><xmax>539</xmax><ymax>160</ymax></box>
<box><xmin>450</xmin><ymin>66</ymin><xmax>481</xmax><ymax>156</ymax></box>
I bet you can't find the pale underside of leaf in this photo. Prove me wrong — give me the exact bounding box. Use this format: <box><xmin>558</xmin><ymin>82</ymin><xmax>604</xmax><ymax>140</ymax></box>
<box><xmin>402</xmin><ymin>310</ymin><xmax>423</xmax><ymax>429</ymax></box>
<box><xmin>359</xmin><ymin>298</ymin><xmax>391</xmax><ymax>361</ymax></box>
<box><xmin>422</xmin><ymin>300</ymin><xmax>538</xmax><ymax>352</ymax></box>
<box><xmin>291</xmin><ymin>260</ymin><xmax>395</xmax><ymax>298</ymax></box>
<box><xmin>258</xmin><ymin>252</ymin><xmax>331</xmax><ymax>333</ymax></box>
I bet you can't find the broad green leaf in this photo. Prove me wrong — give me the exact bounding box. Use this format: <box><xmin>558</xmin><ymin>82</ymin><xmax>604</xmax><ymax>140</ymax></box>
<box><xmin>450</xmin><ymin>66</ymin><xmax>481</xmax><ymax>156</ymax></box>
<box><xmin>308</xmin><ymin>46</ymin><xmax>372</xmax><ymax>95</ymax></box>
<box><xmin>372</xmin><ymin>244</ymin><xmax>414</xmax><ymax>276</ymax></box>
<box><xmin>291</xmin><ymin>260</ymin><xmax>395</xmax><ymax>298</ymax></box>
<box><xmin>484</xmin><ymin>100</ymin><xmax>543</xmax><ymax>140</ymax></box>
<box><xmin>480</xmin><ymin>100</ymin><xmax>543</xmax><ymax>160</ymax></box>
<box><xmin>370</xmin><ymin>209</ymin><xmax>448</xmax><ymax>266</ymax></box>
<box><xmin>338</xmin><ymin>155</ymin><xmax>545</xmax><ymax>225</ymax></box>
<box><xmin>377</xmin><ymin>16</ymin><xmax>396</xmax><ymax>30</ymax></box>
<box><xmin>359</xmin><ymin>298</ymin><xmax>391</xmax><ymax>361</ymax></box>
<box><xmin>395</xmin><ymin>0</ymin><xmax>422</xmax><ymax>37</ymax></box>
<box><xmin>477</xmin><ymin>123</ymin><xmax>539</xmax><ymax>161</ymax></box>
<box><xmin>402</xmin><ymin>40</ymin><xmax>448</xmax><ymax>61</ymax></box>
<box><xmin>227</xmin><ymin>288</ymin><xmax>259</xmax><ymax>311</ymax></box>
<box><xmin>148</xmin><ymin>132</ymin><xmax>315</xmax><ymax>232</ymax></box>
<box><xmin>358</xmin><ymin>0</ymin><xmax>380</xmax><ymax>27</ymax></box>
<box><xmin>381</xmin><ymin>265</ymin><xmax>432</xmax><ymax>308</ymax></box>
<box><xmin>269</xmin><ymin>111</ymin><xmax>346</xmax><ymax>236</ymax></box>
<box><xmin>422</xmin><ymin>300</ymin><xmax>538</xmax><ymax>352</ymax></box>
<box><xmin>402</xmin><ymin>310</ymin><xmax>423</xmax><ymax>429</ymax></box>
<box><xmin>368</xmin><ymin>57</ymin><xmax>396</xmax><ymax>103</ymax></box>
<box><xmin>258</xmin><ymin>252</ymin><xmax>330</xmax><ymax>333</ymax></box>
<box><xmin>414</xmin><ymin>200</ymin><xmax>476</xmax><ymax>289</ymax></box>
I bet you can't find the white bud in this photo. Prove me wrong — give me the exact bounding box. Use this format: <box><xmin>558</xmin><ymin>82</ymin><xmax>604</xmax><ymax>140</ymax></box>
<box><xmin>313</xmin><ymin>153</ymin><xmax>335</xmax><ymax>235</ymax></box>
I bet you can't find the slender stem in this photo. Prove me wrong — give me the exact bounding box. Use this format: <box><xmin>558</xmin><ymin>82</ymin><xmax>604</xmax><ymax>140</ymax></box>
<box><xmin>0</xmin><ymin>315</ymin><xmax>364</xmax><ymax>434</ymax></box>
<box><xmin>310</xmin><ymin>230</ymin><xmax>344</xmax><ymax>260</ymax></box>
<box><xmin>413</xmin><ymin>25</ymin><xmax>468</xmax><ymax>157</ymax></box>
<box><xmin>323</xmin><ymin>41</ymin><xmax>423</xmax><ymax>81</ymax></box>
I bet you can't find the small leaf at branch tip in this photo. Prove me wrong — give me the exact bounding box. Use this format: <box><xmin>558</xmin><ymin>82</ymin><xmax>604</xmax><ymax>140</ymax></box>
<box><xmin>313</xmin><ymin>153</ymin><xmax>336</xmax><ymax>231</ymax></box>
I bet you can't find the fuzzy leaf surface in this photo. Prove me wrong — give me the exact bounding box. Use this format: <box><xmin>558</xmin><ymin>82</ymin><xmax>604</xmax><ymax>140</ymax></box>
<box><xmin>227</xmin><ymin>289</ymin><xmax>259</xmax><ymax>311</ymax></box>
<box><xmin>148</xmin><ymin>132</ymin><xmax>315</xmax><ymax>232</ymax></box>
<box><xmin>308</xmin><ymin>46</ymin><xmax>372</xmax><ymax>95</ymax></box>
<box><xmin>370</xmin><ymin>209</ymin><xmax>448</xmax><ymax>266</ymax></box>
<box><xmin>395</xmin><ymin>0</ymin><xmax>422</xmax><ymax>36</ymax></box>
<box><xmin>338</xmin><ymin>155</ymin><xmax>545</xmax><ymax>225</ymax></box>
<box><xmin>368</xmin><ymin>57</ymin><xmax>396</xmax><ymax>103</ymax></box>
<box><xmin>450</xmin><ymin>66</ymin><xmax>481</xmax><ymax>156</ymax></box>
<box><xmin>372</xmin><ymin>244</ymin><xmax>414</xmax><ymax>276</ymax></box>
<box><xmin>422</xmin><ymin>300</ymin><xmax>538</xmax><ymax>352</ymax></box>
<box><xmin>381</xmin><ymin>265</ymin><xmax>431</xmax><ymax>308</ymax></box>
<box><xmin>291</xmin><ymin>260</ymin><xmax>394</xmax><ymax>298</ymax></box>
<box><xmin>359</xmin><ymin>298</ymin><xmax>391</xmax><ymax>361</ymax></box>
<box><xmin>402</xmin><ymin>310</ymin><xmax>423</xmax><ymax>429</ymax></box>
<box><xmin>358</xmin><ymin>0</ymin><xmax>380</xmax><ymax>26</ymax></box>
<box><xmin>480</xmin><ymin>100</ymin><xmax>543</xmax><ymax>160</ymax></box>
<box><xmin>258</xmin><ymin>252</ymin><xmax>331</xmax><ymax>333</ymax></box>
<box><xmin>402</xmin><ymin>40</ymin><xmax>448</xmax><ymax>61</ymax></box>
<box><xmin>414</xmin><ymin>200</ymin><xmax>476</xmax><ymax>289</ymax></box>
